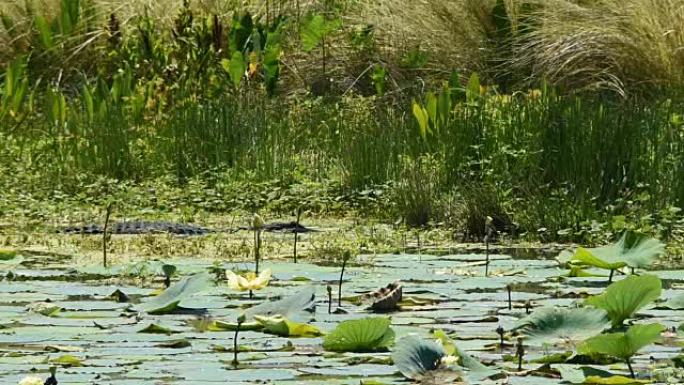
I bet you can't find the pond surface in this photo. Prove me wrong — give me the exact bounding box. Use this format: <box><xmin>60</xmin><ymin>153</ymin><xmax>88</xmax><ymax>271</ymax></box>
<box><xmin>0</xmin><ymin>250</ymin><xmax>682</xmax><ymax>384</ymax></box>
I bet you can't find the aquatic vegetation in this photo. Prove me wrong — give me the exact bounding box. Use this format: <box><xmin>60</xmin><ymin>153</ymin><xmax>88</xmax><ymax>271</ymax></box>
<box><xmin>0</xmin><ymin>248</ymin><xmax>16</xmax><ymax>260</ymax></box>
<box><xmin>560</xmin><ymin>232</ymin><xmax>665</xmax><ymax>280</ymax></box>
<box><xmin>580</xmin><ymin>323</ymin><xmax>665</xmax><ymax>378</ymax></box>
<box><xmin>243</xmin><ymin>286</ymin><xmax>315</xmax><ymax>320</ymax></box>
<box><xmin>392</xmin><ymin>335</ymin><xmax>454</xmax><ymax>381</ymax></box>
<box><xmin>584</xmin><ymin>275</ymin><xmax>662</xmax><ymax>328</ymax></box>
<box><xmin>135</xmin><ymin>272</ymin><xmax>212</xmax><ymax>314</ymax></box>
<box><xmin>253</xmin><ymin>315</ymin><xmax>322</xmax><ymax>337</ymax></box>
<box><xmin>516</xmin><ymin>307</ymin><xmax>611</xmax><ymax>346</ymax></box>
<box><xmin>226</xmin><ymin>268</ymin><xmax>272</xmax><ymax>292</ymax></box>
<box><xmin>323</xmin><ymin>317</ymin><xmax>395</xmax><ymax>352</ymax></box>
<box><xmin>162</xmin><ymin>263</ymin><xmax>177</xmax><ymax>288</ymax></box>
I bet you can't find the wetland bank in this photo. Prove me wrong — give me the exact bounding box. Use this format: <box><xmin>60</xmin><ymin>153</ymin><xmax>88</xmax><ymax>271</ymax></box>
<box><xmin>1</xmin><ymin>0</ymin><xmax>684</xmax><ymax>384</ymax></box>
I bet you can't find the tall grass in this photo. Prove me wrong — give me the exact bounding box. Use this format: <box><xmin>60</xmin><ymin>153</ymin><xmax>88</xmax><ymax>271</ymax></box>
<box><xmin>507</xmin><ymin>0</ymin><xmax>684</xmax><ymax>94</ymax></box>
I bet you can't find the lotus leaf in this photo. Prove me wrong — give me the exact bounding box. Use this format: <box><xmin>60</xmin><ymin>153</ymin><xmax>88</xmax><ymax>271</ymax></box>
<box><xmin>579</xmin><ymin>323</ymin><xmax>664</xmax><ymax>360</ymax></box>
<box><xmin>584</xmin><ymin>275</ymin><xmax>661</xmax><ymax>328</ymax></box>
<box><xmin>392</xmin><ymin>335</ymin><xmax>446</xmax><ymax>380</ymax></box>
<box><xmin>517</xmin><ymin>307</ymin><xmax>610</xmax><ymax>345</ymax></box>
<box><xmin>244</xmin><ymin>286</ymin><xmax>315</xmax><ymax>320</ymax></box>
<box><xmin>254</xmin><ymin>315</ymin><xmax>323</xmax><ymax>337</ymax></box>
<box><xmin>564</xmin><ymin>232</ymin><xmax>664</xmax><ymax>271</ymax></box>
<box><xmin>323</xmin><ymin>317</ymin><xmax>395</xmax><ymax>352</ymax></box>
<box><xmin>135</xmin><ymin>272</ymin><xmax>211</xmax><ymax>314</ymax></box>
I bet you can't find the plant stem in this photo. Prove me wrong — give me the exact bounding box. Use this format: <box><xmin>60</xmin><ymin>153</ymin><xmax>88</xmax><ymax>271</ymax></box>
<box><xmin>254</xmin><ymin>229</ymin><xmax>261</xmax><ymax>275</ymax></box>
<box><xmin>507</xmin><ymin>284</ymin><xmax>512</xmax><ymax>310</ymax></box>
<box><xmin>338</xmin><ymin>257</ymin><xmax>347</xmax><ymax>307</ymax></box>
<box><xmin>102</xmin><ymin>202</ymin><xmax>113</xmax><ymax>268</ymax></box>
<box><xmin>232</xmin><ymin>322</ymin><xmax>241</xmax><ymax>366</ymax></box>
<box><xmin>327</xmin><ymin>285</ymin><xmax>332</xmax><ymax>314</ymax></box>
<box><xmin>485</xmin><ymin>236</ymin><xmax>490</xmax><ymax>277</ymax></box>
<box><xmin>294</xmin><ymin>208</ymin><xmax>301</xmax><ymax>263</ymax></box>
<box><xmin>609</xmin><ymin>269</ymin><xmax>614</xmax><ymax>283</ymax></box>
<box><xmin>516</xmin><ymin>337</ymin><xmax>524</xmax><ymax>371</ymax></box>
<box><xmin>626</xmin><ymin>358</ymin><xmax>635</xmax><ymax>378</ymax></box>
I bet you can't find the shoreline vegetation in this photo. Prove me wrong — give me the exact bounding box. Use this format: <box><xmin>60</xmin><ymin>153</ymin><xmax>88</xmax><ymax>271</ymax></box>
<box><xmin>0</xmin><ymin>0</ymin><xmax>682</xmax><ymax>252</ymax></box>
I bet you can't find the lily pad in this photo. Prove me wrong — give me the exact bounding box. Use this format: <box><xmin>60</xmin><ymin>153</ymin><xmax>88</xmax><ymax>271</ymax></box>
<box><xmin>323</xmin><ymin>317</ymin><xmax>395</xmax><ymax>352</ymax></box>
<box><xmin>517</xmin><ymin>307</ymin><xmax>610</xmax><ymax>345</ymax></box>
<box><xmin>135</xmin><ymin>272</ymin><xmax>211</xmax><ymax>314</ymax></box>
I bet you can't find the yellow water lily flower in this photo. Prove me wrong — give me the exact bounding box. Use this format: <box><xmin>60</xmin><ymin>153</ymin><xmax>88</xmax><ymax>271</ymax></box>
<box><xmin>226</xmin><ymin>268</ymin><xmax>271</xmax><ymax>291</ymax></box>
<box><xmin>440</xmin><ymin>354</ymin><xmax>460</xmax><ymax>366</ymax></box>
<box><xmin>18</xmin><ymin>376</ymin><xmax>44</xmax><ymax>385</ymax></box>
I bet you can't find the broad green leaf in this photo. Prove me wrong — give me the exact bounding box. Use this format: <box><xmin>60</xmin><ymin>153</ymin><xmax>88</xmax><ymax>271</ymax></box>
<box><xmin>34</xmin><ymin>15</ymin><xmax>53</xmax><ymax>49</ymax></box>
<box><xmin>300</xmin><ymin>13</ymin><xmax>325</xmax><ymax>52</ymax></box>
<box><xmin>227</xmin><ymin>51</ymin><xmax>246</xmax><ymax>89</ymax></box>
<box><xmin>517</xmin><ymin>307</ymin><xmax>610</xmax><ymax>345</ymax></box>
<box><xmin>51</xmin><ymin>354</ymin><xmax>83</xmax><ymax>367</ymax></box>
<box><xmin>426</xmin><ymin>92</ymin><xmax>437</xmax><ymax>129</ymax></box>
<box><xmin>254</xmin><ymin>315</ymin><xmax>322</xmax><ymax>337</ymax></box>
<box><xmin>585</xmin><ymin>275</ymin><xmax>662</xmax><ymax>328</ymax></box>
<box><xmin>572</xmin><ymin>247</ymin><xmax>627</xmax><ymax>270</ymax></box>
<box><xmin>300</xmin><ymin>13</ymin><xmax>341</xmax><ymax>52</ymax></box>
<box><xmin>569</xmin><ymin>232</ymin><xmax>664</xmax><ymax>270</ymax></box>
<box><xmin>392</xmin><ymin>335</ymin><xmax>445</xmax><ymax>380</ymax></box>
<box><xmin>323</xmin><ymin>317</ymin><xmax>395</xmax><ymax>352</ymax></box>
<box><xmin>412</xmin><ymin>100</ymin><xmax>429</xmax><ymax>139</ymax></box>
<box><xmin>135</xmin><ymin>272</ymin><xmax>211</xmax><ymax>314</ymax></box>
<box><xmin>579</xmin><ymin>323</ymin><xmax>664</xmax><ymax>360</ymax></box>
<box><xmin>466</xmin><ymin>72</ymin><xmax>480</xmax><ymax>104</ymax></box>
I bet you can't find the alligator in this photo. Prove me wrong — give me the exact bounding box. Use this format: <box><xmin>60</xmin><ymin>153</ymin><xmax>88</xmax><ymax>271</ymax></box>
<box><xmin>61</xmin><ymin>220</ymin><xmax>316</xmax><ymax>235</ymax></box>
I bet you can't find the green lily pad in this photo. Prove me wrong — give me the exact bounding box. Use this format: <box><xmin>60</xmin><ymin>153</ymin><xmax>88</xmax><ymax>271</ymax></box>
<box><xmin>517</xmin><ymin>307</ymin><xmax>610</xmax><ymax>345</ymax></box>
<box><xmin>323</xmin><ymin>317</ymin><xmax>395</xmax><ymax>352</ymax></box>
<box><xmin>135</xmin><ymin>272</ymin><xmax>211</xmax><ymax>314</ymax></box>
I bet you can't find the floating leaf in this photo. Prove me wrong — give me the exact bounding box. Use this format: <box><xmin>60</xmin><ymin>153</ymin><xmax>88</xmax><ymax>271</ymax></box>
<box><xmin>517</xmin><ymin>307</ymin><xmax>610</xmax><ymax>345</ymax></box>
<box><xmin>244</xmin><ymin>286</ymin><xmax>314</xmax><ymax>320</ymax></box>
<box><xmin>135</xmin><ymin>272</ymin><xmax>211</xmax><ymax>314</ymax></box>
<box><xmin>254</xmin><ymin>315</ymin><xmax>322</xmax><ymax>337</ymax></box>
<box><xmin>585</xmin><ymin>275</ymin><xmax>662</xmax><ymax>328</ymax></box>
<box><xmin>139</xmin><ymin>323</ymin><xmax>180</xmax><ymax>334</ymax></box>
<box><xmin>579</xmin><ymin>323</ymin><xmax>665</xmax><ymax>360</ymax></box>
<box><xmin>661</xmin><ymin>292</ymin><xmax>684</xmax><ymax>310</ymax></box>
<box><xmin>392</xmin><ymin>335</ymin><xmax>445</xmax><ymax>380</ymax></box>
<box><xmin>557</xmin><ymin>365</ymin><xmax>649</xmax><ymax>384</ymax></box>
<box><xmin>29</xmin><ymin>302</ymin><xmax>62</xmax><ymax>317</ymax></box>
<box><xmin>323</xmin><ymin>317</ymin><xmax>395</xmax><ymax>352</ymax></box>
<box><xmin>50</xmin><ymin>354</ymin><xmax>83</xmax><ymax>367</ymax></box>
